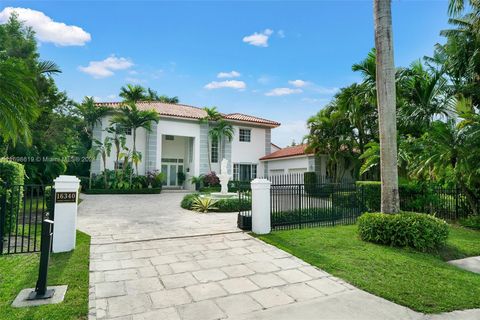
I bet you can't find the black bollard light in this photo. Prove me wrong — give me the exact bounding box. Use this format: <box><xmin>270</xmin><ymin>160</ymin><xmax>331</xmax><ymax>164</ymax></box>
<box><xmin>27</xmin><ymin>219</ymin><xmax>55</xmax><ymax>300</ymax></box>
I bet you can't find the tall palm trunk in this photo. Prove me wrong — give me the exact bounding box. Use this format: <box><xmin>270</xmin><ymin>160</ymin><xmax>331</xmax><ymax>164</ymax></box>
<box><xmin>374</xmin><ymin>0</ymin><xmax>400</xmax><ymax>213</ymax></box>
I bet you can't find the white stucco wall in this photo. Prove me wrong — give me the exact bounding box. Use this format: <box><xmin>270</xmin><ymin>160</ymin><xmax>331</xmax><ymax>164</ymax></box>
<box><xmin>231</xmin><ymin>125</ymin><xmax>266</xmax><ymax>176</ymax></box>
<box><xmin>263</xmin><ymin>156</ymin><xmax>310</xmax><ymax>176</ymax></box>
<box><xmin>95</xmin><ymin>115</ymin><xmax>148</xmax><ymax>175</ymax></box>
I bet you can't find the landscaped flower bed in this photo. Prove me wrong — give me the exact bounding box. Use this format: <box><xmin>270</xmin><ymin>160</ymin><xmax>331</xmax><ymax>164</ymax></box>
<box><xmin>181</xmin><ymin>193</ymin><xmax>251</xmax><ymax>212</ymax></box>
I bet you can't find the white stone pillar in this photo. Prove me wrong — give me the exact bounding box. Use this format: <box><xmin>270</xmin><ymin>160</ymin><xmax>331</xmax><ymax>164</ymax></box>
<box><xmin>251</xmin><ymin>178</ymin><xmax>271</xmax><ymax>234</ymax></box>
<box><xmin>52</xmin><ymin>175</ymin><xmax>80</xmax><ymax>253</ymax></box>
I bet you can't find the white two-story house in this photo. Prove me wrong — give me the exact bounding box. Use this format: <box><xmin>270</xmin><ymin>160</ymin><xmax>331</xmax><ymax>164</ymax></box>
<box><xmin>91</xmin><ymin>101</ymin><xmax>280</xmax><ymax>189</ymax></box>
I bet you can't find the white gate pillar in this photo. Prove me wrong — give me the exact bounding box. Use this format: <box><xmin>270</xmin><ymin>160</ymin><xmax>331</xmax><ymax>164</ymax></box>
<box><xmin>251</xmin><ymin>178</ymin><xmax>271</xmax><ymax>234</ymax></box>
<box><xmin>52</xmin><ymin>175</ymin><xmax>80</xmax><ymax>253</ymax></box>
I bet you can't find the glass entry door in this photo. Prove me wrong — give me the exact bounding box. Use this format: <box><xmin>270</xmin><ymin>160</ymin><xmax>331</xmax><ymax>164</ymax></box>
<box><xmin>161</xmin><ymin>159</ymin><xmax>184</xmax><ymax>187</ymax></box>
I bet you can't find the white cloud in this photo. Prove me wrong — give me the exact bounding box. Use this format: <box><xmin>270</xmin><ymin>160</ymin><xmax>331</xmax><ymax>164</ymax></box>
<box><xmin>78</xmin><ymin>55</ymin><xmax>134</xmax><ymax>78</ymax></box>
<box><xmin>107</xmin><ymin>94</ymin><xmax>118</xmax><ymax>100</ymax></box>
<box><xmin>277</xmin><ymin>30</ymin><xmax>285</xmax><ymax>38</ymax></box>
<box><xmin>125</xmin><ymin>77</ymin><xmax>147</xmax><ymax>84</ymax></box>
<box><xmin>0</xmin><ymin>7</ymin><xmax>91</xmax><ymax>46</ymax></box>
<box><xmin>217</xmin><ymin>71</ymin><xmax>241</xmax><ymax>78</ymax></box>
<box><xmin>313</xmin><ymin>86</ymin><xmax>340</xmax><ymax>95</ymax></box>
<box><xmin>257</xmin><ymin>76</ymin><xmax>271</xmax><ymax>85</ymax></box>
<box><xmin>265</xmin><ymin>87</ymin><xmax>302</xmax><ymax>96</ymax></box>
<box><xmin>204</xmin><ymin>80</ymin><xmax>246</xmax><ymax>90</ymax></box>
<box><xmin>288</xmin><ymin>80</ymin><xmax>309</xmax><ymax>88</ymax></box>
<box><xmin>243</xmin><ymin>29</ymin><xmax>273</xmax><ymax>47</ymax></box>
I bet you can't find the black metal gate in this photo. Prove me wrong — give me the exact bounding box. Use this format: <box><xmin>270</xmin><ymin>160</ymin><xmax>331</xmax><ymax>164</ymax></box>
<box><xmin>0</xmin><ymin>184</ymin><xmax>55</xmax><ymax>254</ymax></box>
<box><xmin>237</xmin><ymin>182</ymin><xmax>252</xmax><ymax>230</ymax></box>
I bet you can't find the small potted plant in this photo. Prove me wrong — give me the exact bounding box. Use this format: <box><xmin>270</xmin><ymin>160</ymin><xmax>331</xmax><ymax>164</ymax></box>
<box><xmin>177</xmin><ymin>171</ymin><xmax>186</xmax><ymax>188</ymax></box>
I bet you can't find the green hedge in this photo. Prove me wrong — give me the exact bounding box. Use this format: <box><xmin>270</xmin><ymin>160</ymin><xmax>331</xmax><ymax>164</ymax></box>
<box><xmin>459</xmin><ymin>215</ymin><xmax>480</xmax><ymax>230</ymax></box>
<box><xmin>331</xmin><ymin>191</ymin><xmax>358</xmax><ymax>208</ymax></box>
<box><xmin>0</xmin><ymin>160</ymin><xmax>25</xmax><ymax>234</ymax></box>
<box><xmin>357</xmin><ymin>212</ymin><xmax>449</xmax><ymax>252</ymax></box>
<box><xmin>181</xmin><ymin>193</ymin><xmax>251</xmax><ymax>212</ymax></box>
<box><xmin>356</xmin><ymin>181</ymin><xmax>438</xmax><ymax>213</ymax></box>
<box><xmin>83</xmin><ymin>188</ymin><xmax>162</xmax><ymax>194</ymax></box>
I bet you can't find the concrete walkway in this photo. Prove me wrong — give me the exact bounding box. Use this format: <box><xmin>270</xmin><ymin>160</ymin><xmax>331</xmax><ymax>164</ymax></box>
<box><xmin>448</xmin><ymin>256</ymin><xmax>480</xmax><ymax>274</ymax></box>
<box><xmin>78</xmin><ymin>193</ymin><xmax>480</xmax><ymax>320</ymax></box>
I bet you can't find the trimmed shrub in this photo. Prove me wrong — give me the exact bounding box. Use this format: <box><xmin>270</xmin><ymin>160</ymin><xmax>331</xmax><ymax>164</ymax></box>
<box><xmin>357</xmin><ymin>212</ymin><xmax>449</xmax><ymax>252</ymax></box>
<box><xmin>0</xmin><ymin>160</ymin><xmax>25</xmax><ymax>233</ymax></box>
<box><xmin>331</xmin><ymin>191</ymin><xmax>358</xmax><ymax>208</ymax></box>
<box><xmin>83</xmin><ymin>188</ymin><xmax>162</xmax><ymax>194</ymax></box>
<box><xmin>199</xmin><ymin>186</ymin><xmax>221</xmax><ymax>193</ymax></box>
<box><xmin>356</xmin><ymin>181</ymin><xmax>437</xmax><ymax>213</ymax></box>
<box><xmin>203</xmin><ymin>172</ymin><xmax>220</xmax><ymax>187</ymax></box>
<box><xmin>180</xmin><ymin>193</ymin><xmax>251</xmax><ymax>212</ymax></box>
<box><xmin>459</xmin><ymin>215</ymin><xmax>480</xmax><ymax>230</ymax></box>
<box><xmin>303</xmin><ymin>172</ymin><xmax>333</xmax><ymax>197</ymax></box>
<box><xmin>181</xmin><ymin>193</ymin><xmax>198</xmax><ymax>209</ymax></box>
<box><xmin>216</xmin><ymin>198</ymin><xmax>251</xmax><ymax>212</ymax></box>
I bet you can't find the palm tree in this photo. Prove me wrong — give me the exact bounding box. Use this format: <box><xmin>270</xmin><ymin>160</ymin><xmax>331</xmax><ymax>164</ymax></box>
<box><xmin>88</xmin><ymin>137</ymin><xmax>112</xmax><ymax>189</ymax></box>
<box><xmin>374</xmin><ymin>0</ymin><xmax>400</xmax><ymax>213</ymax></box>
<box><xmin>208</xmin><ymin>120</ymin><xmax>234</xmax><ymax>163</ymax></box>
<box><xmin>119</xmin><ymin>84</ymin><xmax>146</xmax><ymax>103</ymax></box>
<box><xmin>110</xmin><ymin>102</ymin><xmax>160</xmax><ymax>180</ymax></box>
<box><xmin>200</xmin><ymin>107</ymin><xmax>222</xmax><ymax>171</ymax></box>
<box><xmin>77</xmin><ymin>96</ymin><xmax>110</xmax><ymax>138</ymax></box>
<box><xmin>0</xmin><ymin>57</ymin><xmax>38</xmax><ymax>148</ymax></box>
<box><xmin>106</xmin><ymin>126</ymin><xmax>127</xmax><ymax>176</ymax></box>
<box><xmin>146</xmin><ymin>88</ymin><xmax>179</xmax><ymax>104</ymax></box>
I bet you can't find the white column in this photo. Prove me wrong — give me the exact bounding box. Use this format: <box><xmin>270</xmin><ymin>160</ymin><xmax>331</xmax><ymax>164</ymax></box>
<box><xmin>251</xmin><ymin>178</ymin><xmax>271</xmax><ymax>234</ymax></box>
<box><xmin>52</xmin><ymin>175</ymin><xmax>80</xmax><ymax>253</ymax></box>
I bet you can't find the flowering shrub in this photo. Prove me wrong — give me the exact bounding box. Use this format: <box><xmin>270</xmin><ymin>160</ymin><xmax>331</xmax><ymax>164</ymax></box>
<box><xmin>203</xmin><ymin>171</ymin><xmax>220</xmax><ymax>187</ymax></box>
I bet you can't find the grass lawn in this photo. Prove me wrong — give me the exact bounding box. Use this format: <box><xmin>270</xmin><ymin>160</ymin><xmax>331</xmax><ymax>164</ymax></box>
<box><xmin>258</xmin><ymin>225</ymin><xmax>480</xmax><ymax>314</ymax></box>
<box><xmin>0</xmin><ymin>231</ymin><xmax>90</xmax><ymax>320</ymax></box>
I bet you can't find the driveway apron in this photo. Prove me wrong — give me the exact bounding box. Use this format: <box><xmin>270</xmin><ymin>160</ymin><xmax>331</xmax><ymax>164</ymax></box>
<box><xmin>79</xmin><ymin>193</ymin><xmax>480</xmax><ymax>320</ymax></box>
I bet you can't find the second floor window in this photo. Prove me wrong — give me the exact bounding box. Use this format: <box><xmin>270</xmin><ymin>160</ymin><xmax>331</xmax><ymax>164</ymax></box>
<box><xmin>211</xmin><ymin>137</ymin><xmax>218</xmax><ymax>163</ymax></box>
<box><xmin>239</xmin><ymin>128</ymin><xmax>251</xmax><ymax>142</ymax></box>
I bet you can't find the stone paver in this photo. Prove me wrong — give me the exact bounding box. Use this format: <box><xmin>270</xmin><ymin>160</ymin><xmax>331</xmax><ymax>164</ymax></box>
<box><xmin>448</xmin><ymin>256</ymin><xmax>480</xmax><ymax>274</ymax></box>
<box><xmin>80</xmin><ymin>193</ymin><xmax>480</xmax><ymax>320</ymax></box>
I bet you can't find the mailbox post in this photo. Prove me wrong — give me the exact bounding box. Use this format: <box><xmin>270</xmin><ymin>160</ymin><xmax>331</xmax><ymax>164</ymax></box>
<box><xmin>28</xmin><ymin>219</ymin><xmax>54</xmax><ymax>300</ymax></box>
<box><xmin>52</xmin><ymin>175</ymin><xmax>80</xmax><ymax>253</ymax></box>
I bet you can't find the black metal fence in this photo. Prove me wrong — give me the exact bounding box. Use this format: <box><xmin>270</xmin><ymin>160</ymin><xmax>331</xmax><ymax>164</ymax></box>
<box><xmin>271</xmin><ymin>181</ymin><xmax>361</xmax><ymax>230</ymax></box>
<box><xmin>237</xmin><ymin>182</ymin><xmax>252</xmax><ymax>230</ymax></box>
<box><xmin>0</xmin><ymin>184</ymin><xmax>54</xmax><ymax>255</ymax></box>
<box><xmin>270</xmin><ymin>179</ymin><xmax>476</xmax><ymax>230</ymax></box>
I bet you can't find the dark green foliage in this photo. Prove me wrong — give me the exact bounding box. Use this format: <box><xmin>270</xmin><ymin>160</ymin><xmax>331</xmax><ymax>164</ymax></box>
<box><xmin>0</xmin><ymin>160</ymin><xmax>25</xmax><ymax>186</ymax></box>
<box><xmin>215</xmin><ymin>198</ymin><xmax>251</xmax><ymax>212</ymax></box>
<box><xmin>0</xmin><ymin>160</ymin><xmax>25</xmax><ymax>233</ymax></box>
<box><xmin>181</xmin><ymin>193</ymin><xmax>198</xmax><ymax>209</ymax></box>
<box><xmin>356</xmin><ymin>181</ymin><xmax>439</xmax><ymax>213</ymax></box>
<box><xmin>198</xmin><ymin>186</ymin><xmax>220</xmax><ymax>193</ymax></box>
<box><xmin>331</xmin><ymin>191</ymin><xmax>358</xmax><ymax>208</ymax></box>
<box><xmin>83</xmin><ymin>188</ymin><xmax>161</xmax><ymax>195</ymax></box>
<box><xmin>459</xmin><ymin>215</ymin><xmax>480</xmax><ymax>230</ymax></box>
<box><xmin>358</xmin><ymin>212</ymin><xmax>449</xmax><ymax>251</ymax></box>
<box><xmin>181</xmin><ymin>193</ymin><xmax>251</xmax><ymax>212</ymax></box>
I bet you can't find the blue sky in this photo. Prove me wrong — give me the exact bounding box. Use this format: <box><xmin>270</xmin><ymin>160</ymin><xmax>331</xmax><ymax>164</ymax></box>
<box><xmin>1</xmin><ymin>1</ymin><xmax>450</xmax><ymax>146</ymax></box>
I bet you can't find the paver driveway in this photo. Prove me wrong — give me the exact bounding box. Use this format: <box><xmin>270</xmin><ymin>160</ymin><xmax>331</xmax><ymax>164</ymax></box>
<box><xmin>79</xmin><ymin>193</ymin><xmax>480</xmax><ymax>320</ymax></box>
<box><xmin>78</xmin><ymin>193</ymin><xmax>238</xmax><ymax>244</ymax></box>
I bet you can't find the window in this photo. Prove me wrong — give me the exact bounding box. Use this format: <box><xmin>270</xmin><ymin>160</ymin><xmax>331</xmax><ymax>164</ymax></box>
<box><xmin>115</xmin><ymin>161</ymin><xmax>124</xmax><ymax>170</ymax></box>
<box><xmin>239</xmin><ymin>129</ymin><xmax>251</xmax><ymax>142</ymax></box>
<box><xmin>233</xmin><ymin>163</ymin><xmax>257</xmax><ymax>181</ymax></box>
<box><xmin>165</xmin><ymin>135</ymin><xmax>174</xmax><ymax>141</ymax></box>
<box><xmin>116</xmin><ymin>124</ymin><xmax>132</xmax><ymax>135</ymax></box>
<box><xmin>211</xmin><ymin>137</ymin><xmax>218</xmax><ymax>163</ymax></box>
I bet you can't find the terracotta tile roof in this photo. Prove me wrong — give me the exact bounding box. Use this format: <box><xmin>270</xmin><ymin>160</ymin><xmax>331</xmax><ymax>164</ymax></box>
<box><xmin>96</xmin><ymin>101</ymin><xmax>280</xmax><ymax>127</ymax></box>
<box><xmin>260</xmin><ymin>144</ymin><xmax>313</xmax><ymax>161</ymax></box>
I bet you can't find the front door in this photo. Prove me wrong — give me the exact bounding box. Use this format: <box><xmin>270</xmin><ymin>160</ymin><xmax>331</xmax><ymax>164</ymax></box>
<box><xmin>161</xmin><ymin>160</ymin><xmax>184</xmax><ymax>187</ymax></box>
